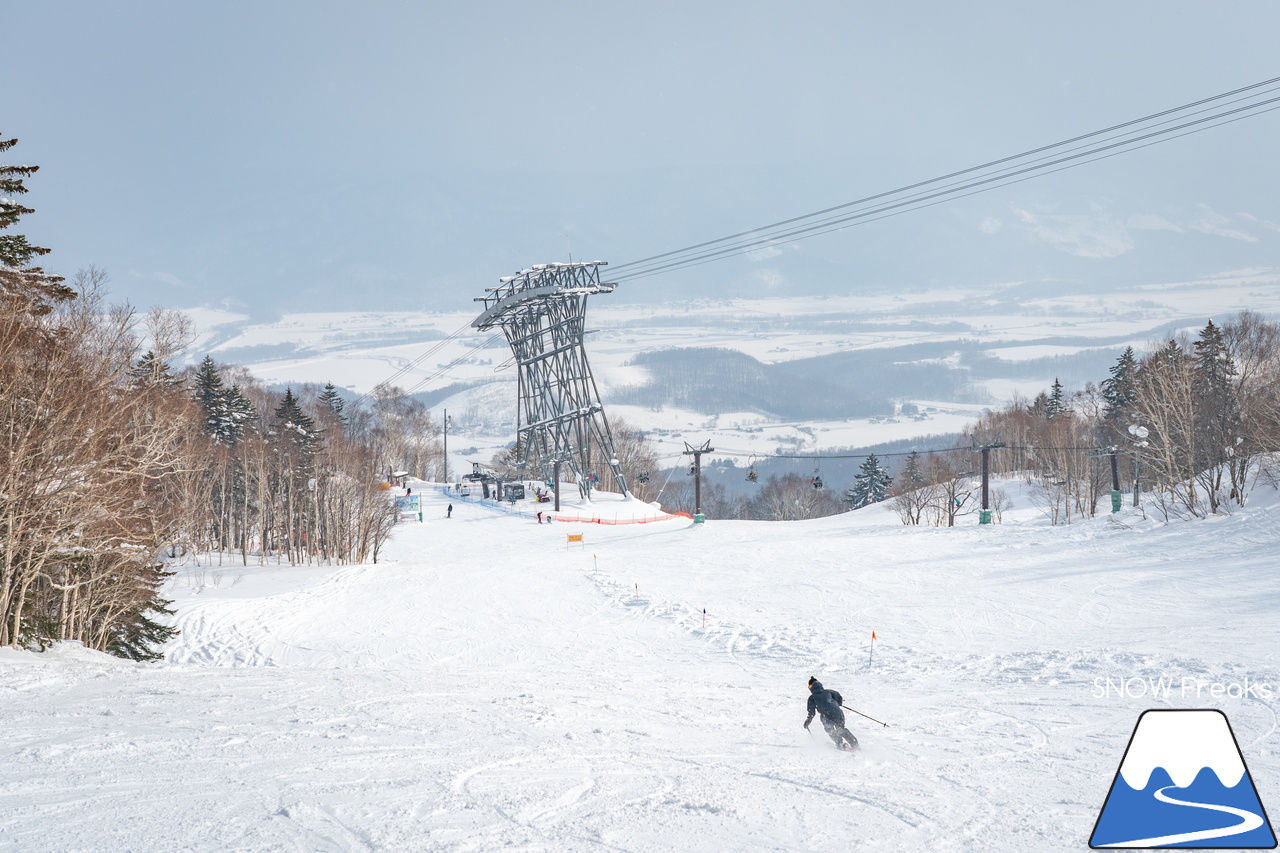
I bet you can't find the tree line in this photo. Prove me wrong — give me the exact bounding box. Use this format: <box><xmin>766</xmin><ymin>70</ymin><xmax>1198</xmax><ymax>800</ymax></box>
<box><xmin>1</xmin><ymin>132</ymin><xmax>439</xmax><ymax>659</ymax></box>
<box><xmin>652</xmin><ymin>313</ymin><xmax>1280</xmax><ymax>527</ymax></box>
<box><xmin>884</xmin><ymin>313</ymin><xmax>1280</xmax><ymax>526</ymax></box>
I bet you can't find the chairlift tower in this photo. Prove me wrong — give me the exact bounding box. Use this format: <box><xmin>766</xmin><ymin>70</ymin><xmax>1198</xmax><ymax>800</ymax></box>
<box><xmin>473</xmin><ymin>262</ymin><xmax>628</xmax><ymax>498</ymax></box>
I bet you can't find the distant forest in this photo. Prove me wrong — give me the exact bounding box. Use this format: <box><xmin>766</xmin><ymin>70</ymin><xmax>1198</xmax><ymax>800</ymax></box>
<box><xmin>607</xmin><ymin>343</ymin><xmax>1125</xmax><ymax>420</ymax></box>
<box><xmin>693</xmin><ymin>433</ymin><xmax>965</xmax><ymax>500</ymax></box>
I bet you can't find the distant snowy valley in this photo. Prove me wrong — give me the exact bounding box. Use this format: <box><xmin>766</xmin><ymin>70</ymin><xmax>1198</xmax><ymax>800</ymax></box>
<box><xmin>184</xmin><ymin>266</ymin><xmax>1280</xmax><ymax>486</ymax></box>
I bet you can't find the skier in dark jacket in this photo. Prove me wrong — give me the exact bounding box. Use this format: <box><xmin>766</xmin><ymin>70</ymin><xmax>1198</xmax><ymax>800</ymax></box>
<box><xmin>805</xmin><ymin>676</ymin><xmax>858</xmax><ymax>750</ymax></box>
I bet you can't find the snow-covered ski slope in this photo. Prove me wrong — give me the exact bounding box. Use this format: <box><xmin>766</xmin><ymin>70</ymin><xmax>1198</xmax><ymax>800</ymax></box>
<box><xmin>2</xmin><ymin>484</ymin><xmax>1278</xmax><ymax>852</ymax></box>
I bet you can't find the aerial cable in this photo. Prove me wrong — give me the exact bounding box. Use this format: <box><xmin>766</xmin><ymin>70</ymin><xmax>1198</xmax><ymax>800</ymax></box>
<box><xmin>354</xmin><ymin>76</ymin><xmax>1280</xmax><ymax>403</ymax></box>
<box><xmin>370</xmin><ymin>318</ymin><xmax>473</xmax><ymax>387</ymax></box>
<box><xmin>612</xmin><ymin>76</ymin><xmax>1280</xmax><ymax>281</ymax></box>
<box><xmin>614</xmin><ymin>94</ymin><xmax>1280</xmax><ymax>281</ymax></box>
<box><xmin>616</xmin><ymin>98</ymin><xmax>1280</xmax><ymax>283</ymax></box>
<box><xmin>394</xmin><ymin>333</ymin><xmax>505</xmax><ymax>399</ymax></box>
<box><xmin>617</xmin><ymin>87</ymin><xmax>1280</xmax><ymax>279</ymax></box>
<box><xmin>611</xmin><ymin>75</ymin><xmax>1280</xmax><ymax>275</ymax></box>
<box><xmin>350</xmin><ymin>318</ymin><xmax>481</xmax><ymax>407</ymax></box>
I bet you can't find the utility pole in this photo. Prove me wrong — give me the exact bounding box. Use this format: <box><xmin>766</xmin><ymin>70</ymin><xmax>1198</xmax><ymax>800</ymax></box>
<box><xmin>682</xmin><ymin>441</ymin><xmax>714</xmax><ymax>523</ymax></box>
<box><xmin>971</xmin><ymin>437</ymin><xmax>1004</xmax><ymax>524</ymax></box>
<box><xmin>1110</xmin><ymin>449</ymin><xmax>1122</xmax><ymax>513</ymax></box>
<box><xmin>442</xmin><ymin>409</ymin><xmax>450</xmax><ymax>485</ymax></box>
<box><xmin>553</xmin><ymin>456</ymin><xmax>562</xmax><ymax>513</ymax></box>
<box><xmin>1087</xmin><ymin>447</ymin><xmax>1125</xmax><ymax>513</ymax></box>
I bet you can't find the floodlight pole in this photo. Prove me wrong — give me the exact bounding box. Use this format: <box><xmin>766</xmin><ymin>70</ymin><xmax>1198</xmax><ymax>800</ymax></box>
<box><xmin>683</xmin><ymin>441</ymin><xmax>714</xmax><ymax>523</ymax></box>
<box><xmin>1126</xmin><ymin>424</ymin><xmax>1150</xmax><ymax>509</ymax></box>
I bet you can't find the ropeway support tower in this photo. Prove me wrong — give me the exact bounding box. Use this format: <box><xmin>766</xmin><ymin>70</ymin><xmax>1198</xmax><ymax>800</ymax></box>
<box><xmin>473</xmin><ymin>262</ymin><xmax>628</xmax><ymax>498</ymax></box>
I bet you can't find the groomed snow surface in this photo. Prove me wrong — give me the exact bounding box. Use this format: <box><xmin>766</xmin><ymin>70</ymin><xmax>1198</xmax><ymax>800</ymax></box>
<box><xmin>2</xmin><ymin>482</ymin><xmax>1278</xmax><ymax>852</ymax></box>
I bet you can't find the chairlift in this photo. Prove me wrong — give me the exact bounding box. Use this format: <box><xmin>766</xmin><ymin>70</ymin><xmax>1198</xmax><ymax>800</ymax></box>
<box><xmin>811</xmin><ymin>465</ymin><xmax>824</xmax><ymax>490</ymax></box>
<box><xmin>636</xmin><ymin>472</ymin><xmax>650</xmax><ymax>484</ymax></box>
<box><xmin>1044</xmin><ymin>469</ymin><xmax>1068</xmax><ymax>487</ymax></box>
<box><xmin>746</xmin><ymin>455</ymin><xmax>758</xmax><ymax>483</ymax></box>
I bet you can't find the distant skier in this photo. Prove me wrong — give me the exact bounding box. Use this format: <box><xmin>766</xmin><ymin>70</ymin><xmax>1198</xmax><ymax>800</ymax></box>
<box><xmin>447</xmin><ymin>504</ymin><xmax>453</xmax><ymax>518</ymax></box>
<box><xmin>536</xmin><ymin>511</ymin><xmax>543</xmax><ymax>524</ymax></box>
<box><xmin>805</xmin><ymin>677</ymin><xmax>858</xmax><ymax>751</ymax></box>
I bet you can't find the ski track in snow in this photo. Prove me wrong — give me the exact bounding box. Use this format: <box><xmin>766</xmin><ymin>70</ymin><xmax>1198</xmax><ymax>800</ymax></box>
<box><xmin>1</xmin><ymin>485</ymin><xmax>1278</xmax><ymax>851</ymax></box>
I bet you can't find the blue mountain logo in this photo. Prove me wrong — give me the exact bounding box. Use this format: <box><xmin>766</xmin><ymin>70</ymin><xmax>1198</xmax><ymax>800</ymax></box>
<box><xmin>1091</xmin><ymin>709</ymin><xmax>1276</xmax><ymax>848</ymax></box>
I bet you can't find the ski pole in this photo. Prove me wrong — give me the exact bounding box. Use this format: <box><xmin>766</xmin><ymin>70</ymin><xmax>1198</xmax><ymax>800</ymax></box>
<box><xmin>842</xmin><ymin>705</ymin><xmax>889</xmax><ymax>728</ymax></box>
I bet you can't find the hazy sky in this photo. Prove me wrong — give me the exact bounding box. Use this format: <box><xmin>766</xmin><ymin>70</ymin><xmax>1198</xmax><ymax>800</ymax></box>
<box><xmin>9</xmin><ymin>1</ymin><xmax>1280</xmax><ymax>316</ymax></box>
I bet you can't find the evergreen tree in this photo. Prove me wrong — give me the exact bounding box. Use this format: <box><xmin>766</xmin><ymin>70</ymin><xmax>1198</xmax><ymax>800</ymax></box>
<box><xmin>194</xmin><ymin>355</ymin><xmax>227</xmax><ymax>419</ymax></box>
<box><xmin>194</xmin><ymin>356</ymin><xmax>233</xmax><ymax>443</ymax></box>
<box><xmin>1192</xmin><ymin>319</ymin><xmax>1241</xmax><ymax>471</ymax></box>
<box><xmin>1046</xmin><ymin>378</ymin><xmax>1066</xmax><ymax>420</ymax></box>
<box><xmin>1027</xmin><ymin>391</ymin><xmax>1051</xmax><ymax>420</ymax></box>
<box><xmin>846</xmin><ymin>454</ymin><xmax>893</xmax><ymax>509</ymax></box>
<box><xmin>318</xmin><ymin>382</ymin><xmax>347</xmax><ymax>426</ymax></box>
<box><xmin>270</xmin><ymin>388</ymin><xmax>324</xmax><ymax>561</ymax></box>
<box><xmin>899</xmin><ymin>450</ymin><xmax>927</xmax><ymax>488</ymax></box>
<box><xmin>1101</xmin><ymin>347</ymin><xmax>1138</xmax><ymax>421</ymax></box>
<box><xmin>130</xmin><ymin>349</ymin><xmax>182</xmax><ymax>388</ymax></box>
<box><xmin>224</xmin><ymin>384</ymin><xmax>257</xmax><ymax>442</ymax></box>
<box><xmin>104</xmin><ymin>565</ymin><xmax>180</xmax><ymax>662</ymax></box>
<box><xmin>273</xmin><ymin>388</ymin><xmax>322</xmax><ymax>462</ymax></box>
<box><xmin>1193</xmin><ymin>320</ymin><xmax>1235</xmax><ymax>404</ymax></box>
<box><xmin>193</xmin><ymin>356</ymin><xmax>254</xmax><ymax>445</ymax></box>
<box><xmin>0</xmin><ymin>131</ymin><xmax>72</xmax><ymax>312</ymax></box>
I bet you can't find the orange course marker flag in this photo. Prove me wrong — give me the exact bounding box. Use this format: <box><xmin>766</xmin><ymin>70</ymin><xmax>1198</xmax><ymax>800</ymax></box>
<box><xmin>872</xmin><ymin>632</ymin><xmax>877</xmax><ymax>640</ymax></box>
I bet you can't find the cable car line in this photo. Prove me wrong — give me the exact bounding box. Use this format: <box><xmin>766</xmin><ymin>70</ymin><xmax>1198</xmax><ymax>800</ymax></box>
<box><xmin>352</xmin><ymin>76</ymin><xmax>1280</xmax><ymax>410</ymax></box>
<box><xmin>610</xmin><ymin>73</ymin><xmax>1280</xmax><ymax>278</ymax></box>
<box><xmin>612</xmin><ymin>84</ymin><xmax>1280</xmax><ymax>281</ymax></box>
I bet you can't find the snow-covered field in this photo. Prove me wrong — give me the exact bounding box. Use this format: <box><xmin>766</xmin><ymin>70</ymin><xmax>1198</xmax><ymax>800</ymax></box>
<box><xmin>178</xmin><ymin>268</ymin><xmax>1280</xmax><ymax>472</ymax></box>
<box><xmin>3</xmin><ymin>482</ymin><xmax>1278</xmax><ymax>852</ymax></box>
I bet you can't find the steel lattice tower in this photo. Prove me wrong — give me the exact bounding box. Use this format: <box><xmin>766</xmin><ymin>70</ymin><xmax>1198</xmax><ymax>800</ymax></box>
<box><xmin>473</xmin><ymin>262</ymin><xmax>628</xmax><ymax>498</ymax></box>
